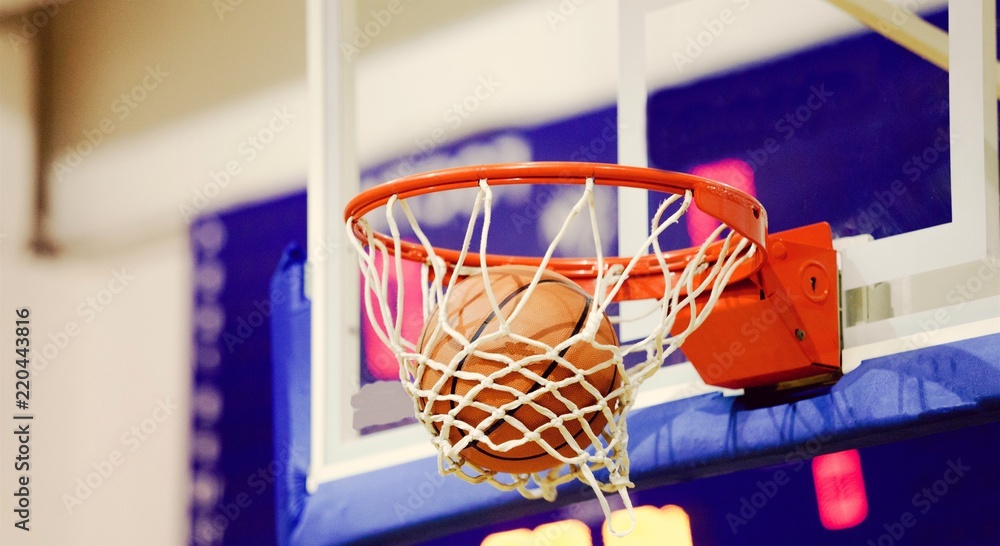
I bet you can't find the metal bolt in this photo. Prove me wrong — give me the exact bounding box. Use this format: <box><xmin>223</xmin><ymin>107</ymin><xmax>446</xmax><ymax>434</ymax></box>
<box><xmin>772</xmin><ymin>241</ymin><xmax>787</xmax><ymax>259</ymax></box>
<box><xmin>795</xmin><ymin>328</ymin><xmax>806</xmax><ymax>341</ymax></box>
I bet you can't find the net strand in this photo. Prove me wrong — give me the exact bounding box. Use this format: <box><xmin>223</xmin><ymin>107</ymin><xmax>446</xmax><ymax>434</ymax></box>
<box><xmin>348</xmin><ymin>175</ymin><xmax>760</xmax><ymax>534</ymax></box>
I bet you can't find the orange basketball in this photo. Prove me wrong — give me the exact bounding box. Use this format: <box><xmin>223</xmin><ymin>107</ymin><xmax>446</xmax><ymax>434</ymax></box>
<box><xmin>416</xmin><ymin>265</ymin><xmax>620</xmax><ymax>474</ymax></box>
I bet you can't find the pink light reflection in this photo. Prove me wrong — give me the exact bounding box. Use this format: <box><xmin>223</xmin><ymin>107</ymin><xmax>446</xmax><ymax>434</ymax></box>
<box><xmin>687</xmin><ymin>158</ymin><xmax>757</xmax><ymax>244</ymax></box>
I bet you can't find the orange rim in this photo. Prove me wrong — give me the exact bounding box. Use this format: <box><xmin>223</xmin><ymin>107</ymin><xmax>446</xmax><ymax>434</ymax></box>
<box><xmin>344</xmin><ymin>162</ymin><xmax>768</xmax><ymax>300</ymax></box>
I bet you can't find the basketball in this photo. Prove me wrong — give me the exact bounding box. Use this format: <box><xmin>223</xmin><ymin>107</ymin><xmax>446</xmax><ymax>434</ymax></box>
<box><xmin>416</xmin><ymin>265</ymin><xmax>621</xmax><ymax>474</ymax></box>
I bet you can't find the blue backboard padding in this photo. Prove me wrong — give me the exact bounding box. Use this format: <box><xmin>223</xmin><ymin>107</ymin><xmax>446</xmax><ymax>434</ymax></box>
<box><xmin>291</xmin><ymin>461</ymin><xmax>524</xmax><ymax>546</ymax></box>
<box><xmin>270</xmin><ymin>244</ymin><xmax>313</xmax><ymax>546</ymax></box>
<box><xmin>272</xmin><ymin>246</ymin><xmax>1000</xmax><ymax>545</ymax></box>
<box><xmin>625</xmin><ymin>334</ymin><xmax>1000</xmax><ymax>485</ymax></box>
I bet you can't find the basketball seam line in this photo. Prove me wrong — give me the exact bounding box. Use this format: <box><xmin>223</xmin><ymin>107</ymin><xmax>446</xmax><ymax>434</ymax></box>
<box><xmin>447</xmin><ymin>279</ymin><xmax>563</xmax><ymax>409</ymax></box>
<box><xmin>464</xmin><ymin>286</ymin><xmax>616</xmax><ymax>462</ymax></box>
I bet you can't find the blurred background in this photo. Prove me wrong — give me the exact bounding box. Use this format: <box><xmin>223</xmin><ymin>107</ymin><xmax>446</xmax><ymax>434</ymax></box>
<box><xmin>2</xmin><ymin>1</ymin><xmax>995</xmax><ymax>545</ymax></box>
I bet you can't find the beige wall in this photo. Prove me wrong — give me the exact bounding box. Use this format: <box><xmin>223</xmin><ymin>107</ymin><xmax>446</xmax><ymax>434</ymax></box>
<box><xmin>34</xmin><ymin>0</ymin><xmax>503</xmax><ymax>163</ymax></box>
<box><xmin>1</xmin><ymin>8</ymin><xmax>194</xmax><ymax>546</ymax></box>
<box><xmin>42</xmin><ymin>0</ymin><xmax>306</xmax><ymax>153</ymax></box>
<box><xmin>0</xmin><ymin>1</ymin><xmax>308</xmax><ymax>543</ymax></box>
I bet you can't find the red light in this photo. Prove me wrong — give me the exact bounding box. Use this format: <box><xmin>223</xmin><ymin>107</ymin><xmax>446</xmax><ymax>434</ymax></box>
<box><xmin>812</xmin><ymin>449</ymin><xmax>868</xmax><ymax>530</ymax></box>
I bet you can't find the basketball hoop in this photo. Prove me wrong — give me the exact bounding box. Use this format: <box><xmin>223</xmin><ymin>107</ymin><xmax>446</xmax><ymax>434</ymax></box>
<box><xmin>344</xmin><ymin>162</ymin><xmax>769</xmax><ymax>535</ymax></box>
<box><xmin>346</xmin><ymin>162</ymin><xmax>768</xmax><ymax>301</ymax></box>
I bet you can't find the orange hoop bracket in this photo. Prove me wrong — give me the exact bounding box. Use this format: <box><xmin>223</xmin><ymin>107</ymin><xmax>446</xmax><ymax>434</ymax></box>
<box><xmin>344</xmin><ymin>162</ymin><xmax>769</xmax><ymax>301</ymax></box>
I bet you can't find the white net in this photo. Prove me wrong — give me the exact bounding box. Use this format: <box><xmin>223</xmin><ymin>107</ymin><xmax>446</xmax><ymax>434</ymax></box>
<box><xmin>347</xmin><ymin>176</ymin><xmax>758</xmax><ymax>535</ymax></box>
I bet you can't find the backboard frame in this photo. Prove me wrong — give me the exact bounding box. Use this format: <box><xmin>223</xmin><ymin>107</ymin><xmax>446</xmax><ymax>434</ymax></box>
<box><xmin>618</xmin><ymin>0</ymin><xmax>998</xmax><ymax>326</ymax></box>
<box><xmin>305</xmin><ymin>0</ymin><xmax>999</xmax><ymax>502</ymax></box>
